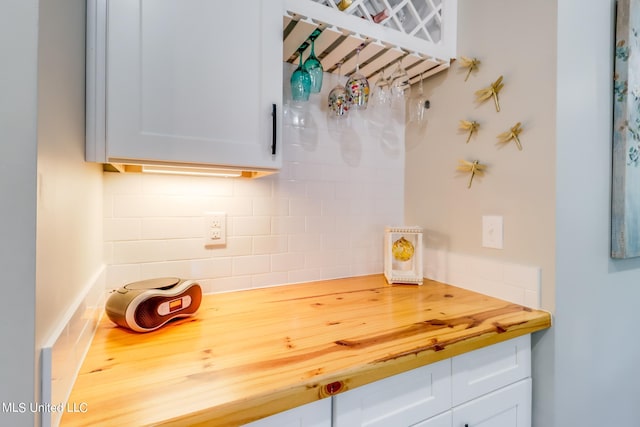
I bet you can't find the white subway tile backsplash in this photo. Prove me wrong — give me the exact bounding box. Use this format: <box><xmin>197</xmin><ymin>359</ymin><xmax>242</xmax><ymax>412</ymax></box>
<box><xmin>253</xmin><ymin>235</ymin><xmax>288</xmax><ymax>255</ymax></box>
<box><xmin>322</xmin><ymin>265</ymin><xmax>352</xmax><ymax>280</ymax></box>
<box><xmin>233</xmin><ymin>177</ymin><xmax>273</xmax><ymax>197</ymax></box>
<box><xmin>139</xmin><ymin>260</ymin><xmax>196</xmax><ymax>280</ymax></box>
<box><xmin>190</xmin><ymin>258</ymin><xmax>233</xmax><ymax>278</ymax></box>
<box><xmin>271</xmin><ymin>216</ymin><xmax>307</xmax><ymax>235</ymax></box>
<box><xmin>232</xmin><ymin>255</ymin><xmax>271</xmax><ymax>276</ymax></box>
<box><xmin>321</xmin><ymin>233</ymin><xmax>348</xmax><ymax>250</ymax></box>
<box><xmin>306</xmin><ymin>216</ymin><xmax>337</xmax><ymax>234</ymax></box>
<box><xmin>253</xmin><ymin>198</ymin><xmax>289</xmax><ymax>216</ymax></box>
<box><xmin>233</xmin><ymin>216</ymin><xmax>271</xmax><ymax>236</ymax></box>
<box><xmin>141</xmin><ymin>217</ymin><xmax>202</xmax><ymax>240</ymax></box>
<box><xmin>106</xmin><ymin>263</ymin><xmax>141</xmax><ymax>288</ymax></box>
<box><xmin>251</xmin><ymin>272</ymin><xmax>290</xmax><ymax>288</ymax></box>
<box><xmin>206</xmin><ymin>276</ymin><xmax>253</xmax><ymax>293</ymax></box>
<box><xmin>288</xmin><ymin>161</ymin><xmax>325</xmax><ymax>181</ymax></box>
<box><xmin>272</xmin><ymin>179</ymin><xmax>307</xmax><ymax>199</ymax></box>
<box><xmin>42</xmin><ymin>267</ymin><xmax>106</xmax><ymax>427</ymax></box>
<box><xmin>164</xmin><ymin>239</ymin><xmax>211</xmax><ymax>261</ymax></box>
<box><xmin>104</xmin><ymin>66</ymin><xmax>404</xmax><ymax>294</ymax></box>
<box><xmin>271</xmin><ymin>252</ymin><xmax>306</xmax><ymax>272</ymax></box>
<box><xmin>290</xmin><ymin>198</ymin><xmax>322</xmax><ymax>217</ymax></box>
<box><xmin>289</xmin><ymin>233</ymin><xmax>321</xmax><ymax>253</ymax></box>
<box><xmin>423</xmin><ymin>250</ymin><xmax>542</xmax><ymax>309</ymax></box>
<box><xmin>113</xmin><ymin>240</ymin><xmax>168</xmax><ymax>264</ymax></box>
<box><xmin>104</xmin><ymin>217</ymin><xmax>141</xmax><ymax>241</ymax></box>
<box><xmin>503</xmin><ymin>263</ymin><xmax>541</xmax><ymax>291</ymax></box>
<box><xmin>288</xmin><ymin>268</ymin><xmax>323</xmax><ymax>284</ymax></box>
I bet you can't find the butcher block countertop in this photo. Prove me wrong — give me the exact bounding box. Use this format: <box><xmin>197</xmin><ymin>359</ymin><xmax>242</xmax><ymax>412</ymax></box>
<box><xmin>61</xmin><ymin>275</ymin><xmax>551</xmax><ymax>427</ymax></box>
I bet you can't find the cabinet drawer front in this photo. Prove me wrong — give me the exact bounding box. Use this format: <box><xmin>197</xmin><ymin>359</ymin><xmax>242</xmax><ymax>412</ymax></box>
<box><xmin>242</xmin><ymin>398</ymin><xmax>331</xmax><ymax>427</ymax></box>
<box><xmin>411</xmin><ymin>411</ymin><xmax>452</xmax><ymax>427</ymax></box>
<box><xmin>333</xmin><ymin>359</ymin><xmax>451</xmax><ymax>427</ymax></box>
<box><xmin>452</xmin><ymin>335</ymin><xmax>531</xmax><ymax>406</ymax></box>
<box><xmin>452</xmin><ymin>378</ymin><xmax>531</xmax><ymax>427</ymax></box>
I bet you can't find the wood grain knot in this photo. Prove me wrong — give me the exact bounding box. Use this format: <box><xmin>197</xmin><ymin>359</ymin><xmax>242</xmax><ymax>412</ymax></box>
<box><xmin>323</xmin><ymin>381</ymin><xmax>345</xmax><ymax>395</ymax></box>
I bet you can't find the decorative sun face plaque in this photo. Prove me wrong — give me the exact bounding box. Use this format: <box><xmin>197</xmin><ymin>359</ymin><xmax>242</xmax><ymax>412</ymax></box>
<box><xmin>384</xmin><ymin>226</ymin><xmax>423</xmax><ymax>285</ymax></box>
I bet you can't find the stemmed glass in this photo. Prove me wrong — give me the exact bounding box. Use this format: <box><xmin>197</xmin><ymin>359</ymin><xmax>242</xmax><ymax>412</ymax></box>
<box><xmin>409</xmin><ymin>73</ymin><xmax>429</xmax><ymax>123</ymax></box>
<box><xmin>345</xmin><ymin>48</ymin><xmax>369</xmax><ymax>110</ymax></box>
<box><xmin>328</xmin><ymin>63</ymin><xmax>350</xmax><ymax>119</ymax></box>
<box><xmin>370</xmin><ymin>69</ymin><xmax>391</xmax><ymax>110</ymax></box>
<box><xmin>304</xmin><ymin>33</ymin><xmax>323</xmax><ymax>93</ymax></box>
<box><xmin>290</xmin><ymin>47</ymin><xmax>311</xmax><ymax>102</ymax></box>
<box><xmin>389</xmin><ymin>60</ymin><xmax>411</xmax><ymax>103</ymax></box>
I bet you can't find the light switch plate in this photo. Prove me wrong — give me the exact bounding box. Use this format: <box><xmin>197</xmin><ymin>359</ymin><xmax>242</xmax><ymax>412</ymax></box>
<box><xmin>482</xmin><ymin>215</ymin><xmax>503</xmax><ymax>249</ymax></box>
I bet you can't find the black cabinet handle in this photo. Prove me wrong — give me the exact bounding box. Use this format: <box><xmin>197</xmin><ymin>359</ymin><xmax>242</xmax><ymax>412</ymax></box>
<box><xmin>271</xmin><ymin>103</ymin><xmax>277</xmax><ymax>156</ymax></box>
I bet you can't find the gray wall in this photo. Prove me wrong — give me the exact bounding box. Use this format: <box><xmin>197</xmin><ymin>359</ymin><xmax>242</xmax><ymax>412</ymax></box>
<box><xmin>0</xmin><ymin>1</ymin><xmax>39</xmax><ymax>426</ymax></box>
<box><xmin>556</xmin><ymin>0</ymin><xmax>640</xmax><ymax>425</ymax></box>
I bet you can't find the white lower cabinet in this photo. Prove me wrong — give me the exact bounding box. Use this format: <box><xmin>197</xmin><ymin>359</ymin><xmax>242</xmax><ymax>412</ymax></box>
<box><xmin>333</xmin><ymin>335</ymin><xmax>532</xmax><ymax>427</ymax></box>
<box><xmin>244</xmin><ymin>335</ymin><xmax>533</xmax><ymax>427</ymax></box>
<box><xmin>451</xmin><ymin>379</ymin><xmax>531</xmax><ymax>427</ymax></box>
<box><xmin>411</xmin><ymin>411</ymin><xmax>453</xmax><ymax>427</ymax></box>
<box><xmin>332</xmin><ymin>359</ymin><xmax>452</xmax><ymax>426</ymax></box>
<box><xmin>242</xmin><ymin>397</ymin><xmax>331</xmax><ymax>427</ymax></box>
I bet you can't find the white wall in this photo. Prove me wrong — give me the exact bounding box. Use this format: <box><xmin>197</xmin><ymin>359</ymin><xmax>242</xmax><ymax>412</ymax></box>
<box><xmin>35</xmin><ymin>0</ymin><xmax>104</xmax><ymax>425</ymax></box>
<box><xmin>103</xmin><ymin>64</ymin><xmax>404</xmax><ymax>292</ymax></box>
<box><xmin>0</xmin><ymin>2</ymin><xmax>39</xmax><ymax>426</ymax></box>
<box><xmin>0</xmin><ymin>1</ymin><xmax>103</xmax><ymax>426</ymax></box>
<box><xmin>555</xmin><ymin>0</ymin><xmax>640</xmax><ymax>425</ymax></box>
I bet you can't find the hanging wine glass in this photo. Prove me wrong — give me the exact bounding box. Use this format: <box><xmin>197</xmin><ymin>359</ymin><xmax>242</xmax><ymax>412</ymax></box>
<box><xmin>290</xmin><ymin>47</ymin><xmax>311</xmax><ymax>102</ymax></box>
<box><xmin>370</xmin><ymin>69</ymin><xmax>391</xmax><ymax>110</ymax></box>
<box><xmin>345</xmin><ymin>47</ymin><xmax>370</xmax><ymax>110</ymax></box>
<box><xmin>390</xmin><ymin>60</ymin><xmax>411</xmax><ymax>102</ymax></box>
<box><xmin>304</xmin><ymin>33</ymin><xmax>323</xmax><ymax>93</ymax></box>
<box><xmin>409</xmin><ymin>73</ymin><xmax>429</xmax><ymax>123</ymax></box>
<box><xmin>328</xmin><ymin>63</ymin><xmax>350</xmax><ymax>118</ymax></box>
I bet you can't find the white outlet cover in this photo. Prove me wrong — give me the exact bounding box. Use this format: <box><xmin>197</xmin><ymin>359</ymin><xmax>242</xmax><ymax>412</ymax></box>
<box><xmin>482</xmin><ymin>215</ymin><xmax>503</xmax><ymax>249</ymax></box>
<box><xmin>204</xmin><ymin>212</ymin><xmax>227</xmax><ymax>247</ymax></box>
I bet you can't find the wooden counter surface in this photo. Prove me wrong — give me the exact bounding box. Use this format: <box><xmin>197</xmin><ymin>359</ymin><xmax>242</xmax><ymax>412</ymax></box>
<box><xmin>61</xmin><ymin>275</ymin><xmax>551</xmax><ymax>427</ymax></box>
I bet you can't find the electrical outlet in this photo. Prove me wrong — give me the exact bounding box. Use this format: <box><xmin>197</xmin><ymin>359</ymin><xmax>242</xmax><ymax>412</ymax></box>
<box><xmin>204</xmin><ymin>212</ymin><xmax>226</xmax><ymax>247</ymax></box>
<box><xmin>482</xmin><ymin>215</ymin><xmax>503</xmax><ymax>249</ymax></box>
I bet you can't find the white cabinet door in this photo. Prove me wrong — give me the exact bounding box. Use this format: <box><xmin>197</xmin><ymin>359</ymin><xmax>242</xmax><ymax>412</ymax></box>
<box><xmin>451</xmin><ymin>379</ymin><xmax>531</xmax><ymax>427</ymax></box>
<box><xmin>452</xmin><ymin>335</ymin><xmax>531</xmax><ymax>406</ymax></box>
<box><xmin>242</xmin><ymin>398</ymin><xmax>331</xmax><ymax>427</ymax></box>
<box><xmin>95</xmin><ymin>0</ymin><xmax>282</xmax><ymax>170</ymax></box>
<box><xmin>411</xmin><ymin>411</ymin><xmax>452</xmax><ymax>427</ymax></box>
<box><xmin>333</xmin><ymin>359</ymin><xmax>452</xmax><ymax>427</ymax></box>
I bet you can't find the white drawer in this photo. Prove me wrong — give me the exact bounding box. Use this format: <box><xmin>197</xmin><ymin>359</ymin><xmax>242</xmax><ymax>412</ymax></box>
<box><xmin>452</xmin><ymin>378</ymin><xmax>532</xmax><ymax>427</ymax></box>
<box><xmin>411</xmin><ymin>410</ymin><xmax>452</xmax><ymax>427</ymax></box>
<box><xmin>242</xmin><ymin>398</ymin><xmax>332</xmax><ymax>427</ymax></box>
<box><xmin>452</xmin><ymin>335</ymin><xmax>531</xmax><ymax>406</ymax></box>
<box><xmin>333</xmin><ymin>358</ymin><xmax>452</xmax><ymax>427</ymax></box>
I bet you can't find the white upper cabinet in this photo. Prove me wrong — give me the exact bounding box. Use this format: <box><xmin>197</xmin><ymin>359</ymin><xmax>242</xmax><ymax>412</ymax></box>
<box><xmin>86</xmin><ymin>0</ymin><xmax>283</xmax><ymax>173</ymax></box>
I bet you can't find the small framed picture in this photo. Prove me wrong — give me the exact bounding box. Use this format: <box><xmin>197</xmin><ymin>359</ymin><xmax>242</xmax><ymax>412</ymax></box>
<box><xmin>384</xmin><ymin>226</ymin><xmax>423</xmax><ymax>285</ymax></box>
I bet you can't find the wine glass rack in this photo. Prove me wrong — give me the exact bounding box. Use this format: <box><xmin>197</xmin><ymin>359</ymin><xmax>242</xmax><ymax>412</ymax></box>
<box><xmin>283</xmin><ymin>0</ymin><xmax>457</xmax><ymax>86</ymax></box>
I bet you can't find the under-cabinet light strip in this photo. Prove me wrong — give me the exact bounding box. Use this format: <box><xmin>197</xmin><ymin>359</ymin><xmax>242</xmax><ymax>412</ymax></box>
<box><xmin>141</xmin><ymin>165</ymin><xmax>243</xmax><ymax>178</ymax></box>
